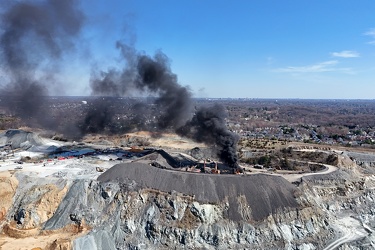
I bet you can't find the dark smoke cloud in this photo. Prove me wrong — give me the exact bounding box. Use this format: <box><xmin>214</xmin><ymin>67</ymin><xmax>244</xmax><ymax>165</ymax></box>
<box><xmin>83</xmin><ymin>38</ymin><xmax>240</xmax><ymax>166</ymax></box>
<box><xmin>80</xmin><ymin>98</ymin><xmax>115</xmax><ymax>134</ymax></box>
<box><xmin>0</xmin><ymin>1</ymin><xmax>239</xmax><ymax>167</ymax></box>
<box><xmin>136</xmin><ymin>53</ymin><xmax>192</xmax><ymax>129</ymax></box>
<box><xmin>0</xmin><ymin>0</ymin><xmax>84</xmax><ymax>125</ymax></box>
<box><xmin>84</xmin><ymin>43</ymin><xmax>192</xmax><ymax>133</ymax></box>
<box><xmin>86</xmin><ymin>43</ymin><xmax>239</xmax><ymax>166</ymax></box>
<box><xmin>177</xmin><ymin>104</ymin><xmax>239</xmax><ymax>167</ymax></box>
<box><xmin>90</xmin><ymin>43</ymin><xmax>138</xmax><ymax>97</ymax></box>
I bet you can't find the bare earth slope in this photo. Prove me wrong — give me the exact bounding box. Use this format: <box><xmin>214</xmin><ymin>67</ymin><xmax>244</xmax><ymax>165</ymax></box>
<box><xmin>98</xmin><ymin>163</ymin><xmax>299</xmax><ymax>221</ymax></box>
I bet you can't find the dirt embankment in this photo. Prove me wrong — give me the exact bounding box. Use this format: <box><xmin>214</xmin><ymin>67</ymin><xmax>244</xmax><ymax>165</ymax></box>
<box><xmin>0</xmin><ymin>173</ymin><xmax>90</xmax><ymax>250</ymax></box>
<box><xmin>81</xmin><ymin>131</ymin><xmax>207</xmax><ymax>150</ymax></box>
<box><xmin>0</xmin><ymin>172</ymin><xmax>18</xmax><ymax>222</ymax></box>
<box><xmin>0</xmin><ymin>223</ymin><xmax>89</xmax><ymax>250</ymax></box>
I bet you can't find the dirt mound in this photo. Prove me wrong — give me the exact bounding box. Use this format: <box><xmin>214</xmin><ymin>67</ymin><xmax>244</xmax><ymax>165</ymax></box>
<box><xmin>98</xmin><ymin>163</ymin><xmax>299</xmax><ymax>221</ymax></box>
<box><xmin>0</xmin><ymin>224</ymin><xmax>84</xmax><ymax>250</ymax></box>
<box><xmin>0</xmin><ymin>129</ymin><xmax>44</xmax><ymax>149</ymax></box>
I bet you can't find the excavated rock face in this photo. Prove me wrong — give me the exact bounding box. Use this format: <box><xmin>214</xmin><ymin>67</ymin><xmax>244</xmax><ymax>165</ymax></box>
<box><xmin>4</xmin><ymin>155</ymin><xmax>375</xmax><ymax>249</ymax></box>
<box><xmin>8</xmin><ymin>174</ymin><xmax>68</xmax><ymax>230</ymax></box>
<box><xmin>69</xmin><ymin>179</ymin><xmax>330</xmax><ymax>250</ymax></box>
<box><xmin>0</xmin><ymin>173</ymin><xmax>88</xmax><ymax>249</ymax></box>
<box><xmin>2</xmin><ymin>130</ymin><xmax>375</xmax><ymax>249</ymax></box>
<box><xmin>0</xmin><ymin>172</ymin><xmax>18</xmax><ymax>222</ymax></box>
<box><xmin>296</xmin><ymin>166</ymin><xmax>375</xmax><ymax>248</ymax></box>
<box><xmin>98</xmin><ymin>163</ymin><xmax>300</xmax><ymax>221</ymax></box>
<box><xmin>0</xmin><ymin>166</ymin><xmax>332</xmax><ymax>250</ymax></box>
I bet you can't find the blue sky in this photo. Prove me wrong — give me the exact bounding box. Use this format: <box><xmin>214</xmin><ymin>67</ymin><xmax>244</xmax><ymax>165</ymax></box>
<box><xmin>71</xmin><ymin>0</ymin><xmax>375</xmax><ymax>99</ymax></box>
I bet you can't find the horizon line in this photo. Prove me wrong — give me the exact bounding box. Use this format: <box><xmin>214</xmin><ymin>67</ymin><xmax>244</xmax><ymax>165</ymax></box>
<box><xmin>1</xmin><ymin>95</ymin><xmax>374</xmax><ymax>101</ymax></box>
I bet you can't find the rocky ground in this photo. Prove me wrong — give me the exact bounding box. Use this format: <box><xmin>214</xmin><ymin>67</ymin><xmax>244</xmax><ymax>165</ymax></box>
<box><xmin>1</xmin><ymin>130</ymin><xmax>375</xmax><ymax>249</ymax></box>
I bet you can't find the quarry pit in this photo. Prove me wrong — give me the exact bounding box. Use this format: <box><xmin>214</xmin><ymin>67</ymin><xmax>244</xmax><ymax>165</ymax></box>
<box><xmin>1</xmin><ymin>129</ymin><xmax>375</xmax><ymax>249</ymax></box>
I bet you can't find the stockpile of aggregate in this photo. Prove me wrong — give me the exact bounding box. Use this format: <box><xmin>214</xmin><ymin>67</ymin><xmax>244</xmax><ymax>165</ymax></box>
<box><xmin>132</xmin><ymin>149</ymin><xmax>198</xmax><ymax>169</ymax></box>
<box><xmin>98</xmin><ymin>163</ymin><xmax>299</xmax><ymax>221</ymax></box>
<box><xmin>0</xmin><ymin>129</ymin><xmax>44</xmax><ymax>149</ymax></box>
<box><xmin>132</xmin><ymin>151</ymin><xmax>172</xmax><ymax>168</ymax></box>
<box><xmin>347</xmin><ymin>151</ymin><xmax>375</xmax><ymax>163</ymax></box>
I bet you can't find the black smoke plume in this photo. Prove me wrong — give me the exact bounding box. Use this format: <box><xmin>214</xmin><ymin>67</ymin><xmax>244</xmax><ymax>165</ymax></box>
<box><xmin>0</xmin><ymin>0</ymin><xmax>84</xmax><ymax>126</ymax></box>
<box><xmin>177</xmin><ymin>105</ymin><xmax>239</xmax><ymax>167</ymax></box>
<box><xmin>82</xmin><ymin>43</ymin><xmax>193</xmax><ymax>134</ymax></box>
<box><xmin>0</xmin><ymin>1</ymin><xmax>239</xmax><ymax>167</ymax></box>
<box><xmin>87</xmin><ymin>44</ymin><xmax>239</xmax><ymax>166</ymax></box>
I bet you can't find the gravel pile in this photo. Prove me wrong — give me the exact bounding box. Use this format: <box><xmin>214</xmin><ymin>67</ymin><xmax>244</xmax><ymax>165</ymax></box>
<box><xmin>0</xmin><ymin>129</ymin><xmax>44</xmax><ymax>149</ymax></box>
<box><xmin>98</xmin><ymin>163</ymin><xmax>299</xmax><ymax>221</ymax></box>
<box><xmin>347</xmin><ymin>152</ymin><xmax>375</xmax><ymax>163</ymax></box>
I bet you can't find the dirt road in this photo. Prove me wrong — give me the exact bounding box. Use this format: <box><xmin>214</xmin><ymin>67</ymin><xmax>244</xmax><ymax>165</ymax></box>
<box><xmin>323</xmin><ymin>217</ymin><xmax>368</xmax><ymax>250</ymax></box>
<box><xmin>244</xmin><ymin>162</ymin><xmax>338</xmax><ymax>183</ymax></box>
